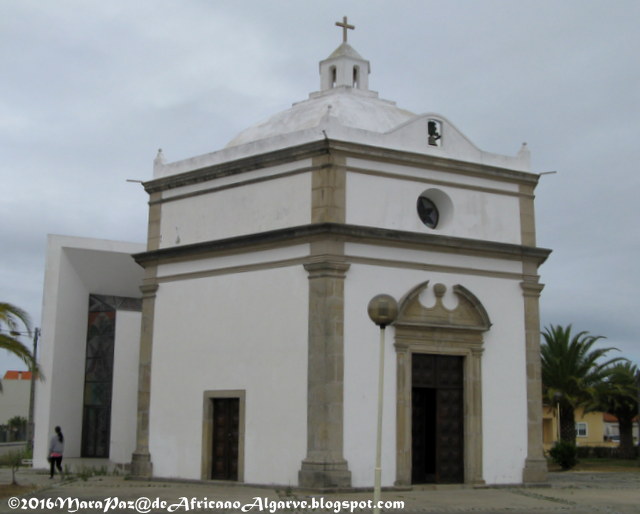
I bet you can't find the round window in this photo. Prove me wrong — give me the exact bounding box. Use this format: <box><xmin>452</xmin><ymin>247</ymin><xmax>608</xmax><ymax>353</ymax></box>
<box><xmin>417</xmin><ymin>195</ymin><xmax>439</xmax><ymax>229</ymax></box>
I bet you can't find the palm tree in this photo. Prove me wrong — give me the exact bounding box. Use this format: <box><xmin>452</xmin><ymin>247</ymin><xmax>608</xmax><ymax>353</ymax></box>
<box><xmin>0</xmin><ymin>302</ymin><xmax>36</xmax><ymax>371</ymax></box>
<box><xmin>541</xmin><ymin>324</ymin><xmax>623</xmax><ymax>445</ymax></box>
<box><xmin>594</xmin><ymin>362</ymin><xmax>638</xmax><ymax>458</ymax></box>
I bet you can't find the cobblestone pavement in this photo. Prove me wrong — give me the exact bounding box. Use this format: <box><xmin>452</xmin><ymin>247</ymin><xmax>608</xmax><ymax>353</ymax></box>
<box><xmin>0</xmin><ymin>469</ymin><xmax>638</xmax><ymax>513</ymax></box>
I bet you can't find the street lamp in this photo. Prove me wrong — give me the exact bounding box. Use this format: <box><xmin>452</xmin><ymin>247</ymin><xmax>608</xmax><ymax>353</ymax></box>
<box><xmin>552</xmin><ymin>392</ymin><xmax>563</xmax><ymax>443</ymax></box>
<box><xmin>27</xmin><ymin>328</ymin><xmax>40</xmax><ymax>452</ymax></box>
<box><xmin>636</xmin><ymin>371</ymin><xmax>640</xmax><ymax>461</ymax></box>
<box><xmin>367</xmin><ymin>294</ymin><xmax>398</xmax><ymax>514</ymax></box>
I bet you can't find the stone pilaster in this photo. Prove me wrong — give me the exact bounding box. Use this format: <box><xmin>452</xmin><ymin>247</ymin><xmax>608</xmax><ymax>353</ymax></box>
<box><xmin>311</xmin><ymin>153</ymin><xmax>346</xmax><ymax>224</ymax></box>
<box><xmin>131</xmin><ymin>187</ymin><xmax>162</xmax><ymax>477</ymax></box>
<box><xmin>467</xmin><ymin>347</ymin><xmax>485</xmax><ymax>485</ymax></box>
<box><xmin>130</xmin><ymin>279</ymin><xmax>158</xmax><ymax>478</ymax></box>
<box><xmin>520</xmin><ymin>279</ymin><xmax>548</xmax><ymax>483</ymax></box>
<box><xmin>298</xmin><ymin>260</ymin><xmax>351</xmax><ymax>489</ymax></box>
<box><xmin>146</xmin><ymin>192</ymin><xmax>162</xmax><ymax>251</ymax></box>
<box><xmin>519</xmin><ymin>184</ymin><xmax>537</xmax><ymax>247</ymax></box>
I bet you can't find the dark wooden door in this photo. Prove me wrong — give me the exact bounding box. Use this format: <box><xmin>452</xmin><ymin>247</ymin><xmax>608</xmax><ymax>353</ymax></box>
<box><xmin>211</xmin><ymin>398</ymin><xmax>239</xmax><ymax>480</ymax></box>
<box><xmin>412</xmin><ymin>354</ymin><xmax>464</xmax><ymax>484</ymax></box>
<box><xmin>411</xmin><ymin>387</ymin><xmax>437</xmax><ymax>483</ymax></box>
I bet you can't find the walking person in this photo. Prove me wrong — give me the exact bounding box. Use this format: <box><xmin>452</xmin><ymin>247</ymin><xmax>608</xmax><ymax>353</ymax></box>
<box><xmin>49</xmin><ymin>426</ymin><xmax>64</xmax><ymax>479</ymax></box>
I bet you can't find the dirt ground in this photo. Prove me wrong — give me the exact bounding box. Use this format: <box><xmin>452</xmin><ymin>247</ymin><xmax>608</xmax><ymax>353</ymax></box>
<box><xmin>1</xmin><ymin>462</ymin><xmax>640</xmax><ymax>514</ymax></box>
<box><xmin>0</xmin><ymin>483</ymin><xmax>38</xmax><ymax>499</ymax></box>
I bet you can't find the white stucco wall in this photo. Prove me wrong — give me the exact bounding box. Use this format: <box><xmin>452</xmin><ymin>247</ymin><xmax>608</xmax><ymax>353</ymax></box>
<box><xmin>345</xmin><ymin>243</ymin><xmax>523</xmax><ymax>275</ymax></box>
<box><xmin>347</xmin><ymin>157</ymin><xmax>522</xmax><ymax>193</ymax></box>
<box><xmin>342</xmin><ymin>260</ymin><xmax>528</xmax><ymax>486</ymax></box>
<box><xmin>0</xmin><ymin>377</ymin><xmax>30</xmax><ymax>425</ymax></box>
<box><xmin>109</xmin><ymin>310</ymin><xmax>141</xmax><ymax>464</ymax></box>
<box><xmin>158</xmin><ymin>170</ymin><xmax>312</xmax><ymax>248</ymax></box>
<box><xmin>156</xmin><ymin>245</ymin><xmax>310</xmax><ymax>280</ymax></box>
<box><xmin>149</xmin><ymin>264</ymin><xmax>308</xmax><ymax>484</ymax></box>
<box><xmin>34</xmin><ymin>243</ymin><xmax>92</xmax><ymax>465</ymax></box>
<box><xmin>34</xmin><ymin>236</ymin><xmax>144</xmax><ymax>468</ymax></box>
<box><xmin>145</xmin><ymin>90</ymin><xmax>538</xmax><ymax>486</ymax></box>
<box><xmin>345</xmin><ymin>168</ymin><xmax>522</xmax><ymax>244</ymax></box>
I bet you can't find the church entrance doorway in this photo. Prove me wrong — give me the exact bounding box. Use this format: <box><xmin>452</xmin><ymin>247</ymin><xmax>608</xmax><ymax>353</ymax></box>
<box><xmin>211</xmin><ymin>397</ymin><xmax>240</xmax><ymax>480</ymax></box>
<box><xmin>411</xmin><ymin>353</ymin><xmax>464</xmax><ymax>484</ymax></box>
<box><xmin>394</xmin><ymin>283</ymin><xmax>489</xmax><ymax>486</ymax></box>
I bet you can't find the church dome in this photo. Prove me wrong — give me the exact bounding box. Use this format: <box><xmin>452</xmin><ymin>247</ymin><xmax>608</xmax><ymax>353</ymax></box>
<box><xmin>153</xmin><ymin>19</ymin><xmax>533</xmax><ymax>179</ymax></box>
<box><xmin>225</xmin><ymin>90</ymin><xmax>416</xmax><ymax>148</ymax></box>
<box><xmin>225</xmin><ymin>37</ymin><xmax>416</xmax><ymax>148</ymax></box>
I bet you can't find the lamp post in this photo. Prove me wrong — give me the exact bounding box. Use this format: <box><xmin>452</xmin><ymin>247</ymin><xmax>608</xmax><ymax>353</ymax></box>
<box><xmin>636</xmin><ymin>371</ymin><xmax>640</xmax><ymax>462</ymax></box>
<box><xmin>367</xmin><ymin>294</ymin><xmax>398</xmax><ymax>514</ymax></box>
<box><xmin>552</xmin><ymin>392</ymin><xmax>563</xmax><ymax>443</ymax></box>
<box><xmin>27</xmin><ymin>327</ymin><xmax>39</xmax><ymax>452</ymax></box>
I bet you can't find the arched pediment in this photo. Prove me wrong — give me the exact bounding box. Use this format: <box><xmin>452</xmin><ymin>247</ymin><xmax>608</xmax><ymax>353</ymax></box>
<box><xmin>395</xmin><ymin>281</ymin><xmax>491</xmax><ymax>332</ymax></box>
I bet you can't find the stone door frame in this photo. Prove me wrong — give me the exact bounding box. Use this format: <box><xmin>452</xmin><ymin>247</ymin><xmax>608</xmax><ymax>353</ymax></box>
<box><xmin>393</xmin><ymin>281</ymin><xmax>490</xmax><ymax>486</ymax></box>
<box><xmin>201</xmin><ymin>390</ymin><xmax>246</xmax><ymax>481</ymax></box>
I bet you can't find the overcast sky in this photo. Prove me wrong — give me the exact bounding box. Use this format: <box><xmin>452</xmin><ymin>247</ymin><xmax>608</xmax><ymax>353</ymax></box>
<box><xmin>1</xmin><ymin>0</ymin><xmax>638</xmax><ymax>373</ymax></box>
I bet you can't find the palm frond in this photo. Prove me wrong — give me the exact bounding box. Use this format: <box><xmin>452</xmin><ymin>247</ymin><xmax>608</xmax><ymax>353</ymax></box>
<box><xmin>541</xmin><ymin>323</ymin><xmax>620</xmax><ymax>409</ymax></box>
<box><xmin>0</xmin><ymin>334</ymin><xmax>36</xmax><ymax>369</ymax></box>
<box><xmin>0</xmin><ymin>302</ymin><xmax>38</xmax><ymax>374</ymax></box>
<box><xmin>0</xmin><ymin>303</ymin><xmax>32</xmax><ymax>336</ymax></box>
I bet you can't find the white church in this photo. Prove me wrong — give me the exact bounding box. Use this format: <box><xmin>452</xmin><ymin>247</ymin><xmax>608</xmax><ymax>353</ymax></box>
<box><xmin>34</xmin><ymin>20</ymin><xmax>551</xmax><ymax>488</ymax></box>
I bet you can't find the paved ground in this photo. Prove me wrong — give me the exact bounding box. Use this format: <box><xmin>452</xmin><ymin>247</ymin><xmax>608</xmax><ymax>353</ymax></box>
<box><xmin>0</xmin><ymin>467</ymin><xmax>638</xmax><ymax>513</ymax></box>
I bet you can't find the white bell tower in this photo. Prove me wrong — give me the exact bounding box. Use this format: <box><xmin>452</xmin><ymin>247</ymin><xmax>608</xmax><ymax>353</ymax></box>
<box><xmin>319</xmin><ymin>16</ymin><xmax>370</xmax><ymax>91</ymax></box>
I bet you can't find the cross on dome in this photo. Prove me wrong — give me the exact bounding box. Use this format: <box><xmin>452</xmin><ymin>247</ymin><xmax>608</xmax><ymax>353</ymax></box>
<box><xmin>319</xmin><ymin>16</ymin><xmax>370</xmax><ymax>92</ymax></box>
<box><xmin>335</xmin><ymin>16</ymin><xmax>354</xmax><ymax>43</ymax></box>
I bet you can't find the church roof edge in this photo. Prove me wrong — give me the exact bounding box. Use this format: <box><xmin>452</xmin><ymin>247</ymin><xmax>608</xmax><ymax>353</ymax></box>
<box><xmin>324</xmin><ymin>42</ymin><xmax>366</xmax><ymax>61</ymax></box>
<box><xmin>132</xmin><ymin>222</ymin><xmax>552</xmax><ymax>267</ymax></box>
<box><xmin>146</xmin><ymin>138</ymin><xmax>538</xmax><ymax>196</ymax></box>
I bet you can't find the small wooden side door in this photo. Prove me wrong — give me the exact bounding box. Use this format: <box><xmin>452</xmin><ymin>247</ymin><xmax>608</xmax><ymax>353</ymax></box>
<box><xmin>211</xmin><ymin>398</ymin><xmax>239</xmax><ymax>480</ymax></box>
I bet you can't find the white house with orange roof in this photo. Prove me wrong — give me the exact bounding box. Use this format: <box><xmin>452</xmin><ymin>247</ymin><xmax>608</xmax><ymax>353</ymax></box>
<box><xmin>0</xmin><ymin>371</ymin><xmax>31</xmax><ymax>425</ymax></box>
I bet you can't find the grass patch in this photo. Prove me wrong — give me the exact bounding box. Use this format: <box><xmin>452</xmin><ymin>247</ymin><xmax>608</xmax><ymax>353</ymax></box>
<box><xmin>0</xmin><ymin>483</ymin><xmax>38</xmax><ymax>499</ymax></box>
<box><xmin>574</xmin><ymin>458</ymin><xmax>640</xmax><ymax>472</ymax></box>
